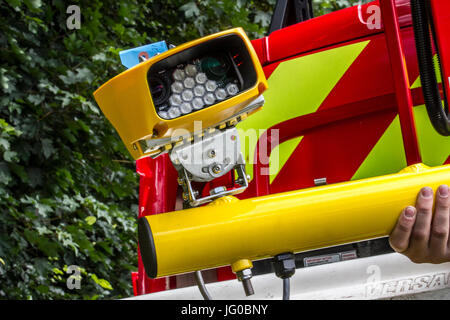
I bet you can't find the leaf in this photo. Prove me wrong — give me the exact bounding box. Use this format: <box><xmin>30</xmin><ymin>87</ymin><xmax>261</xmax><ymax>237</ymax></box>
<box><xmin>0</xmin><ymin>162</ymin><xmax>12</xmax><ymax>185</ymax></box>
<box><xmin>0</xmin><ymin>70</ymin><xmax>14</xmax><ymax>94</ymax></box>
<box><xmin>3</xmin><ymin>150</ymin><xmax>18</xmax><ymax>162</ymax></box>
<box><xmin>35</xmin><ymin>226</ymin><xmax>52</xmax><ymax>236</ymax></box>
<box><xmin>27</xmin><ymin>94</ymin><xmax>45</xmax><ymax>106</ymax></box>
<box><xmin>27</xmin><ymin>167</ymin><xmax>43</xmax><ymax>187</ymax></box>
<box><xmin>59</xmin><ymin>68</ymin><xmax>94</xmax><ymax>85</ymax></box>
<box><xmin>85</xmin><ymin>216</ymin><xmax>96</xmax><ymax>225</ymax></box>
<box><xmin>83</xmin><ymin>101</ymin><xmax>100</xmax><ymax>115</ymax></box>
<box><xmin>24</xmin><ymin>228</ymin><xmax>39</xmax><ymax>245</ymax></box>
<box><xmin>25</xmin><ymin>228</ymin><xmax>59</xmax><ymax>256</ymax></box>
<box><xmin>0</xmin><ymin>138</ymin><xmax>10</xmax><ymax>151</ymax></box>
<box><xmin>77</xmin><ymin>119</ymin><xmax>90</xmax><ymax>133</ymax></box>
<box><xmin>5</xmin><ymin>0</ymin><xmax>22</xmax><ymax>8</ymax></box>
<box><xmin>9</xmin><ymin>163</ymin><xmax>28</xmax><ymax>183</ymax></box>
<box><xmin>74</xmin><ymin>68</ymin><xmax>94</xmax><ymax>83</ymax></box>
<box><xmin>52</xmin><ymin>268</ymin><xmax>64</xmax><ymax>275</ymax></box>
<box><xmin>0</xmin><ymin>258</ymin><xmax>5</xmax><ymax>265</ymax></box>
<box><xmin>24</xmin><ymin>0</ymin><xmax>42</xmax><ymax>11</ymax></box>
<box><xmin>36</xmin><ymin>285</ymin><xmax>49</xmax><ymax>294</ymax></box>
<box><xmin>254</xmin><ymin>10</ymin><xmax>271</xmax><ymax>28</ymax></box>
<box><xmin>62</xmin><ymin>128</ymin><xmax>77</xmax><ymax>143</ymax></box>
<box><xmin>180</xmin><ymin>2</ymin><xmax>200</xmax><ymax>18</ymax></box>
<box><xmin>0</xmin><ymin>119</ymin><xmax>19</xmax><ymax>135</ymax></box>
<box><xmin>41</xmin><ymin>138</ymin><xmax>55</xmax><ymax>159</ymax></box>
<box><xmin>92</xmin><ymin>52</ymin><xmax>107</xmax><ymax>62</ymax></box>
<box><xmin>90</xmin><ymin>273</ymin><xmax>113</xmax><ymax>290</ymax></box>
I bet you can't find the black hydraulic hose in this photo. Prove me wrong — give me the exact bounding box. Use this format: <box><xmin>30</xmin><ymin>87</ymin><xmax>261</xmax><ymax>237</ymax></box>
<box><xmin>410</xmin><ymin>0</ymin><xmax>450</xmax><ymax>136</ymax></box>
<box><xmin>282</xmin><ymin>278</ymin><xmax>290</xmax><ymax>300</ymax></box>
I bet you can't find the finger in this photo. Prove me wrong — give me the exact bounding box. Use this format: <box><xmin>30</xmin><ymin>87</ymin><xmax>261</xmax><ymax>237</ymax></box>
<box><xmin>389</xmin><ymin>206</ymin><xmax>417</xmax><ymax>253</ymax></box>
<box><xmin>429</xmin><ymin>185</ymin><xmax>450</xmax><ymax>257</ymax></box>
<box><xmin>409</xmin><ymin>187</ymin><xmax>434</xmax><ymax>254</ymax></box>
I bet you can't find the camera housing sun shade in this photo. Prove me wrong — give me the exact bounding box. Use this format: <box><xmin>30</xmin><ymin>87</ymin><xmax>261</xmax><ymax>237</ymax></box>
<box><xmin>93</xmin><ymin>28</ymin><xmax>268</xmax><ymax>160</ymax></box>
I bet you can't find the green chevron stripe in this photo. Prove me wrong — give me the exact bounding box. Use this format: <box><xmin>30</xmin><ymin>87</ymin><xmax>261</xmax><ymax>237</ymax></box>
<box><xmin>352</xmin><ymin>116</ymin><xmax>407</xmax><ymax>181</ymax></box>
<box><xmin>413</xmin><ymin>104</ymin><xmax>450</xmax><ymax>166</ymax></box>
<box><xmin>238</xmin><ymin>40</ymin><xmax>371</xmax><ymax>181</ymax></box>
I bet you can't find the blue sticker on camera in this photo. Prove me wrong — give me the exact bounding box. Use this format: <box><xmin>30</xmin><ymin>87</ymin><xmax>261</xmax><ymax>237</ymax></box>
<box><xmin>119</xmin><ymin>41</ymin><xmax>168</xmax><ymax>69</ymax></box>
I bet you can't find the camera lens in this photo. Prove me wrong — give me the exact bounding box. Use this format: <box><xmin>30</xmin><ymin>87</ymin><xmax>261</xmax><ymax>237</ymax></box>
<box><xmin>149</xmin><ymin>75</ymin><xmax>171</xmax><ymax>106</ymax></box>
<box><xmin>201</xmin><ymin>55</ymin><xmax>230</xmax><ymax>81</ymax></box>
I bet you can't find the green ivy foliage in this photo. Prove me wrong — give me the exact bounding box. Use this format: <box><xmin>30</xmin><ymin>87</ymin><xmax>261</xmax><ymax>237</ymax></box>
<box><xmin>0</xmin><ymin>0</ymin><xmax>362</xmax><ymax>299</ymax></box>
<box><xmin>0</xmin><ymin>0</ymin><xmax>277</xmax><ymax>300</ymax></box>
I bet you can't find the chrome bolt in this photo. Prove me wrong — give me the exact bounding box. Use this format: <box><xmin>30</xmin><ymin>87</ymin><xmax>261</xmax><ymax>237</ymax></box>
<box><xmin>236</xmin><ymin>269</ymin><xmax>254</xmax><ymax>296</ymax></box>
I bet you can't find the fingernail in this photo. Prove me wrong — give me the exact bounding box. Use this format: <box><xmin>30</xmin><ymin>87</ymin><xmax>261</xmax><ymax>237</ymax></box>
<box><xmin>438</xmin><ymin>185</ymin><xmax>449</xmax><ymax>198</ymax></box>
<box><xmin>421</xmin><ymin>187</ymin><xmax>433</xmax><ymax>198</ymax></box>
<box><xmin>404</xmin><ymin>206</ymin><xmax>416</xmax><ymax>218</ymax></box>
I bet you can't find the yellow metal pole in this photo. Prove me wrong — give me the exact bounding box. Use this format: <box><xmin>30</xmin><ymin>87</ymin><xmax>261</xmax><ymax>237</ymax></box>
<box><xmin>138</xmin><ymin>164</ymin><xmax>450</xmax><ymax>278</ymax></box>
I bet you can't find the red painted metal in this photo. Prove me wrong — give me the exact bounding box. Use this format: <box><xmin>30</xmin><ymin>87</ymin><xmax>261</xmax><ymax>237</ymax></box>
<box><xmin>131</xmin><ymin>272</ymin><xmax>138</xmax><ymax>296</ymax></box>
<box><xmin>273</xmin><ymin>111</ymin><xmax>397</xmax><ymax>192</ymax></box>
<box><xmin>252</xmin><ymin>94</ymin><xmax>396</xmax><ymax>194</ymax></box>
<box><xmin>250</xmin><ymin>38</ymin><xmax>266</xmax><ymax>66</ymax></box>
<box><xmin>264</xmin><ymin>0</ymin><xmax>415</xmax><ymax>66</ymax></box>
<box><xmin>318</xmin><ymin>37</ymin><xmax>394</xmax><ymax>112</ymax></box>
<box><xmin>249</xmin><ymin>4</ymin><xmax>418</xmax><ymax>198</ymax></box>
<box><xmin>257</xmin><ymin>28</ymin><xmax>422</xmax><ymax>116</ymax></box>
<box><xmin>135</xmin><ymin>155</ymin><xmax>178</xmax><ymax>295</ymax></box>
<box><xmin>379</xmin><ymin>0</ymin><xmax>421</xmax><ymax>165</ymax></box>
<box><xmin>134</xmin><ymin>0</ymin><xmax>449</xmax><ymax>296</ymax></box>
<box><xmin>249</xmin><ymin>84</ymin><xmax>429</xmax><ymax>196</ymax></box>
<box><xmin>266</xmin><ymin>3</ymin><xmax>377</xmax><ymax>64</ymax></box>
<box><xmin>249</xmin><ymin>25</ymin><xmax>431</xmax><ymax>196</ymax></box>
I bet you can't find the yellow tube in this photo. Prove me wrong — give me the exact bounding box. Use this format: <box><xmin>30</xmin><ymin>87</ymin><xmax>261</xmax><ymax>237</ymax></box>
<box><xmin>138</xmin><ymin>164</ymin><xmax>450</xmax><ymax>278</ymax></box>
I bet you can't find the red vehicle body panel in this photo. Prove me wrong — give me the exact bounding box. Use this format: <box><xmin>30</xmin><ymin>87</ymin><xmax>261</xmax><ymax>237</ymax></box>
<box><xmin>133</xmin><ymin>0</ymin><xmax>450</xmax><ymax>295</ymax></box>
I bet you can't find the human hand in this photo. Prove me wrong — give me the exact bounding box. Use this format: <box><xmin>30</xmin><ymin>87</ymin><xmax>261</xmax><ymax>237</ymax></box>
<box><xmin>389</xmin><ymin>185</ymin><xmax>450</xmax><ymax>264</ymax></box>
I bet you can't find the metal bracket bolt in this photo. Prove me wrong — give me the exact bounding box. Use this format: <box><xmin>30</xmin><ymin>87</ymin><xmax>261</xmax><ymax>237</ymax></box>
<box><xmin>236</xmin><ymin>268</ymin><xmax>254</xmax><ymax>296</ymax></box>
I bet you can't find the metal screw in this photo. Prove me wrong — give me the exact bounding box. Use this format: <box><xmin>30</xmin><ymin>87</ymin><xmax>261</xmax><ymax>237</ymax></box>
<box><xmin>236</xmin><ymin>269</ymin><xmax>254</xmax><ymax>296</ymax></box>
<box><xmin>207</xmin><ymin>149</ymin><xmax>216</xmax><ymax>158</ymax></box>
<box><xmin>212</xmin><ymin>165</ymin><xmax>222</xmax><ymax>174</ymax></box>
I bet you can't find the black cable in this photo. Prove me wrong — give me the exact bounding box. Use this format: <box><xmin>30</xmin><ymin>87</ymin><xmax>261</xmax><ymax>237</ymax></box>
<box><xmin>410</xmin><ymin>0</ymin><xmax>450</xmax><ymax>136</ymax></box>
<box><xmin>273</xmin><ymin>252</ymin><xmax>296</xmax><ymax>301</ymax></box>
<box><xmin>282</xmin><ymin>278</ymin><xmax>290</xmax><ymax>300</ymax></box>
<box><xmin>195</xmin><ymin>270</ymin><xmax>212</xmax><ymax>300</ymax></box>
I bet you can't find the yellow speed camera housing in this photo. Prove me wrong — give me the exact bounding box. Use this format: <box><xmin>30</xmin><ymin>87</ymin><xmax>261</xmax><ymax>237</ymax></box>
<box><xmin>93</xmin><ymin>28</ymin><xmax>268</xmax><ymax>160</ymax></box>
